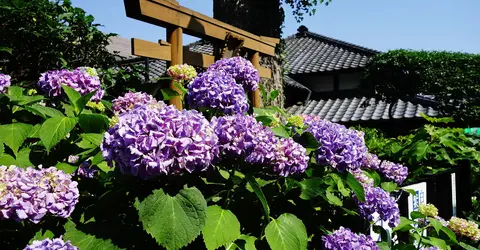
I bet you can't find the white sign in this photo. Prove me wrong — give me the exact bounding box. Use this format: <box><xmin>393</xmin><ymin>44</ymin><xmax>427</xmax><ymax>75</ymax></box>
<box><xmin>370</xmin><ymin>182</ymin><xmax>428</xmax><ymax>242</ymax></box>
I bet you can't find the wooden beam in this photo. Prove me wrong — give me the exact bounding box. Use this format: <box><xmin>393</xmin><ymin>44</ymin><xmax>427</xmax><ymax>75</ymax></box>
<box><xmin>132</xmin><ymin>38</ymin><xmax>272</xmax><ymax>78</ymax></box>
<box><xmin>167</xmin><ymin>27</ymin><xmax>183</xmax><ymax>110</ymax></box>
<box><xmin>124</xmin><ymin>0</ymin><xmax>277</xmax><ymax>56</ymax></box>
<box><xmin>257</xmin><ymin>67</ymin><xmax>271</xmax><ymax>79</ymax></box>
<box><xmin>250</xmin><ymin>52</ymin><xmax>262</xmax><ymax>108</ymax></box>
<box><xmin>260</xmin><ymin>36</ymin><xmax>280</xmax><ymax>44</ymax></box>
<box><xmin>131</xmin><ymin>38</ymin><xmax>171</xmax><ymax>60</ymax></box>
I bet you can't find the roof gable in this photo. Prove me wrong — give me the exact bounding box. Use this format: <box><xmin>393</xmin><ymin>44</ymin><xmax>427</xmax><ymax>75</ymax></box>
<box><xmin>284</xmin><ymin>26</ymin><xmax>379</xmax><ymax>74</ymax></box>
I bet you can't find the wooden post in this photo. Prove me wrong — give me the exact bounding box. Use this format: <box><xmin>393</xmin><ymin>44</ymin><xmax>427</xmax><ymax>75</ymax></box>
<box><xmin>250</xmin><ymin>52</ymin><xmax>261</xmax><ymax>108</ymax></box>
<box><xmin>167</xmin><ymin>27</ymin><xmax>183</xmax><ymax>110</ymax></box>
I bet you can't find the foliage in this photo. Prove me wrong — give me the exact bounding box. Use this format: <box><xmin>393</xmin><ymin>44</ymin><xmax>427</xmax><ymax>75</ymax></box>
<box><xmin>1</xmin><ymin>65</ymin><xmax>479</xmax><ymax>250</ymax></box>
<box><xmin>0</xmin><ymin>0</ymin><xmax>116</xmax><ymax>84</ymax></box>
<box><xmin>363</xmin><ymin>49</ymin><xmax>480</xmax><ymax>124</ymax></box>
<box><xmin>283</xmin><ymin>0</ymin><xmax>333</xmax><ymax>21</ymax></box>
<box><xmin>357</xmin><ymin>117</ymin><xmax>480</xmax><ymax>186</ymax></box>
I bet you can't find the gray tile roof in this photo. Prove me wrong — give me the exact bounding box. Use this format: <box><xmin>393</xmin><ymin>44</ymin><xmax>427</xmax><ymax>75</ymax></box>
<box><xmin>284</xmin><ymin>26</ymin><xmax>379</xmax><ymax>74</ymax></box>
<box><xmin>287</xmin><ymin>97</ymin><xmax>439</xmax><ymax>123</ymax></box>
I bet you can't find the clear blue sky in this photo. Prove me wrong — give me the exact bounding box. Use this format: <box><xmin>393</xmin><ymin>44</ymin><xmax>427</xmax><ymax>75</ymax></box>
<box><xmin>72</xmin><ymin>0</ymin><xmax>480</xmax><ymax>53</ymax></box>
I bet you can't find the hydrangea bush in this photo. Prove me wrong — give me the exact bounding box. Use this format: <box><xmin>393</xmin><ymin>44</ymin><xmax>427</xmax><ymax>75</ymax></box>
<box><xmin>0</xmin><ymin>65</ymin><xmax>478</xmax><ymax>250</ymax></box>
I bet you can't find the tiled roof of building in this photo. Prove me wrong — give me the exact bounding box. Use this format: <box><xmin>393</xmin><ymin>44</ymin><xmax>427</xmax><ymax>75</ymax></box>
<box><xmin>284</xmin><ymin>26</ymin><xmax>379</xmax><ymax>74</ymax></box>
<box><xmin>286</xmin><ymin>97</ymin><xmax>439</xmax><ymax>123</ymax></box>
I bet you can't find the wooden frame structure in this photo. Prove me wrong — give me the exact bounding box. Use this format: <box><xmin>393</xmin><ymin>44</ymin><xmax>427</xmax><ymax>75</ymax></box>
<box><xmin>123</xmin><ymin>0</ymin><xmax>280</xmax><ymax>109</ymax></box>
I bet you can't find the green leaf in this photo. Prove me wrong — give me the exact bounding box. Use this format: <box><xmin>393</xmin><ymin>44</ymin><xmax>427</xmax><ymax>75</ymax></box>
<box><xmin>410</xmin><ymin>211</ymin><xmax>424</xmax><ymax>220</ymax></box>
<box><xmin>458</xmin><ymin>242</ymin><xmax>477</xmax><ymax>250</ymax></box>
<box><xmin>298</xmin><ymin>178</ymin><xmax>323</xmax><ymax>200</ymax></box>
<box><xmin>381</xmin><ymin>182</ymin><xmax>398</xmax><ymax>193</ymax></box>
<box><xmin>78</xmin><ymin>114</ymin><xmax>109</xmax><ymax>133</ymax></box>
<box><xmin>18</xmin><ymin>95</ymin><xmax>45</xmax><ymax>106</ymax></box>
<box><xmin>97</xmin><ymin>161</ymin><xmax>113</xmax><ymax>173</ymax></box>
<box><xmin>14</xmin><ymin>148</ymin><xmax>32</xmax><ymax>167</ymax></box>
<box><xmin>401</xmin><ymin>188</ymin><xmax>417</xmax><ymax>196</ymax></box>
<box><xmin>363</xmin><ymin>169</ymin><xmax>381</xmax><ymax>186</ymax></box>
<box><xmin>377</xmin><ymin>242</ymin><xmax>390</xmax><ymax>250</ymax></box>
<box><xmin>423</xmin><ymin>237</ymin><xmax>447</xmax><ymax>250</ymax></box>
<box><xmin>0</xmin><ymin>46</ymin><xmax>13</xmax><ymax>54</ymax></box>
<box><xmin>75</xmin><ymin>90</ymin><xmax>96</xmax><ymax>114</ymax></box>
<box><xmin>245</xmin><ymin>174</ymin><xmax>270</xmax><ymax>226</ymax></box>
<box><xmin>39</xmin><ymin>117</ymin><xmax>78</xmax><ymax>153</ymax></box>
<box><xmin>325</xmin><ymin>190</ymin><xmax>342</xmax><ymax>206</ymax></box>
<box><xmin>29</xmin><ymin>229</ymin><xmax>54</xmax><ymax>244</ymax></box>
<box><xmin>297</xmin><ymin>132</ymin><xmax>320</xmax><ymax>149</ymax></box>
<box><xmin>428</xmin><ymin>218</ymin><xmax>442</xmax><ymax>234</ymax></box>
<box><xmin>161</xmin><ymin>88</ymin><xmax>180</xmax><ymax>101</ymax></box>
<box><xmin>63</xmin><ymin>221</ymin><xmax>123</xmax><ymax>250</ymax></box>
<box><xmin>63</xmin><ymin>103</ymin><xmax>75</xmax><ymax>117</ymax></box>
<box><xmin>346</xmin><ymin>172</ymin><xmax>365</xmax><ymax>202</ymax></box>
<box><xmin>393</xmin><ymin>217</ymin><xmax>414</xmax><ymax>232</ymax></box>
<box><xmin>25</xmin><ymin>104</ymin><xmax>65</xmax><ymax>118</ymax></box>
<box><xmin>7</xmin><ymin>86</ymin><xmax>23</xmax><ymax>98</ymax></box>
<box><xmin>62</xmin><ymin>85</ymin><xmax>81</xmax><ymax>107</ymax></box>
<box><xmin>81</xmin><ymin>133</ymin><xmax>104</xmax><ymax>146</ymax></box>
<box><xmin>329</xmin><ymin>173</ymin><xmax>350</xmax><ymax>197</ymax></box>
<box><xmin>0</xmin><ymin>123</ymin><xmax>32</xmax><ymax>154</ymax></box>
<box><xmin>202</xmin><ymin>206</ymin><xmax>241</xmax><ymax>250</ymax></box>
<box><xmin>269</xmin><ymin>90</ymin><xmax>279</xmax><ymax>101</ymax></box>
<box><xmin>56</xmin><ymin>162</ymin><xmax>76</xmax><ymax>174</ymax></box>
<box><xmin>0</xmin><ymin>153</ymin><xmax>17</xmax><ymax>166</ymax></box>
<box><xmin>440</xmin><ymin>226</ymin><xmax>457</xmax><ymax>244</ymax></box>
<box><xmin>265</xmin><ymin>213</ymin><xmax>308</xmax><ymax>250</ymax></box>
<box><xmin>271</xmin><ymin>125</ymin><xmax>289</xmax><ymax>138</ymax></box>
<box><xmin>238</xmin><ymin>235</ymin><xmax>256</xmax><ymax>250</ymax></box>
<box><xmin>135</xmin><ymin>187</ymin><xmax>207</xmax><ymax>250</ymax></box>
<box><xmin>255</xmin><ymin>115</ymin><xmax>274</xmax><ymax>126</ymax></box>
<box><xmin>410</xmin><ymin>140</ymin><xmax>431</xmax><ymax>162</ymax></box>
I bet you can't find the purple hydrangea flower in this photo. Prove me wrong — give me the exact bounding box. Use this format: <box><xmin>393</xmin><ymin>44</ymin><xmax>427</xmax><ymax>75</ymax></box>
<box><xmin>356</xmin><ymin>186</ymin><xmax>400</xmax><ymax>227</ymax></box>
<box><xmin>76</xmin><ymin>161</ymin><xmax>98</xmax><ymax>179</ymax></box>
<box><xmin>378</xmin><ymin>161</ymin><xmax>408</xmax><ymax>184</ymax></box>
<box><xmin>420</xmin><ymin>247</ymin><xmax>439</xmax><ymax>250</ymax></box>
<box><xmin>38</xmin><ymin>67</ymin><xmax>104</xmax><ymax>102</ymax></box>
<box><xmin>24</xmin><ymin>238</ymin><xmax>78</xmax><ymax>250</ymax></box>
<box><xmin>0</xmin><ymin>73</ymin><xmax>11</xmax><ymax>93</ymax></box>
<box><xmin>207</xmin><ymin>56</ymin><xmax>260</xmax><ymax>92</ymax></box>
<box><xmin>350</xmin><ymin>169</ymin><xmax>374</xmax><ymax>188</ymax></box>
<box><xmin>101</xmin><ymin>104</ymin><xmax>219</xmax><ymax>178</ymax></box>
<box><xmin>362</xmin><ymin>153</ymin><xmax>381</xmax><ymax>170</ymax></box>
<box><xmin>322</xmin><ymin>227</ymin><xmax>379</xmax><ymax>250</ymax></box>
<box><xmin>67</xmin><ymin>155</ymin><xmax>79</xmax><ymax>164</ymax></box>
<box><xmin>187</xmin><ymin>71</ymin><xmax>249</xmax><ymax>115</ymax></box>
<box><xmin>302</xmin><ymin>115</ymin><xmax>368</xmax><ymax>172</ymax></box>
<box><xmin>112</xmin><ymin>91</ymin><xmax>162</xmax><ymax>114</ymax></box>
<box><xmin>272</xmin><ymin>138</ymin><xmax>309</xmax><ymax>176</ymax></box>
<box><xmin>0</xmin><ymin>165</ymin><xmax>79</xmax><ymax>223</ymax></box>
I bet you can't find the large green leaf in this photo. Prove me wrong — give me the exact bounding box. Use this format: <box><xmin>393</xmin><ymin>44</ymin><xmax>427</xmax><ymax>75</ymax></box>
<box><xmin>381</xmin><ymin>182</ymin><xmax>398</xmax><ymax>193</ymax></box>
<box><xmin>346</xmin><ymin>172</ymin><xmax>365</xmax><ymax>202</ymax></box>
<box><xmin>63</xmin><ymin>221</ymin><xmax>123</xmax><ymax>250</ymax></box>
<box><xmin>28</xmin><ymin>124</ymin><xmax>42</xmax><ymax>138</ymax></box>
<box><xmin>458</xmin><ymin>242</ymin><xmax>477</xmax><ymax>250</ymax></box>
<box><xmin>325</xmin><ymin>190</ymin><xmax>342</xmax><ymax>206</ymax></box>
<box><xmin>62</xmin><ymin>85</ymin><xmax>81</xmax><ymax>106</ymax></box>
<box><xmin>0</xmin><ymin>123</ymin><xmax>32</xmax><ymax>154</ymax></box>
<box><xmin>0</xmin><ymin>148</ymin><xmax>31</xmax><ymax>167</ymax></box>
<box><xmin>135</xmin><ymin>187</ymin><xmax>207</xmax><ymax>250</ymax></box>
<box><xmin>202</xmin><ymin>205</ymin><xmax>241</xmax><ymax>250</ymax></box>
<box><xmin>29</xmin><ymin>229</ymin><xmax>54</xmax><ymax>244</ymax></box>
<box><xmin>56</xmin><ymin>162</ymin><xmax>76</xmax><ymax>174</ymax></box>
<box><xmin>393</xmin><ymin>217</ymin><xmax>414</xmax><ymax>232</ymax></box>
<box><xmin>238</xmin><ymin>235</ymin><xmax>256</xmax><ymax>250</ymax></box>
<box><xmin>78</xmin><ymin>114</ymin><xmax>109</xmax><ymax>133</ymax></box>
<box><xmin>25</xmin><ymin>104</ymin><xmax>65</xmax><ymax>118</ymax></box>
<box><xmin>75</xmin><ymin>90</ymin><xmax>96</xmax><ymax>115</ymax></box>
<box><xmin>265</xmin><ymin>213</ymin><xmax>308</xmax><ymax>250</ymax></box>
<box><xmin>39</xmin><ymin>117</ymin><xmax>78</xmax><ymax>153</ymax></box>
<box><xmin>270</xmin><ymin>125</ymin><xmax>290</xmax><ymax>138</ymax></box>
<box><xmin>245</xmin><ymin>174</ymin><xmax>270</xmax><ymax>226</ymax></box>
<box><xmin>299</xmin><ymin>178</ymin><xmax>324</xmax><ymax>200</ymax></box>
<box><xmin>80</xmin><ymin>133</ymin><xmax>104</xmax><ymax>146</ymax></box>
